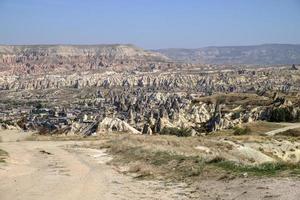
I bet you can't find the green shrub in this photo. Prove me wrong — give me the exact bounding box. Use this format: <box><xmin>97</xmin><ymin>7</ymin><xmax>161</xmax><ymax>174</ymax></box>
<box><xmin>269</xmin><ymin>107</ymin><xmax>294</xmax><ymax>122</ymax></box>
<box><xmin>233</xmin><ymin>126</ymin><xmax>251</xmax><ymax>135</ymax></box>
<box><xmin>160</xmin><ymin>127</ymin><xmax>193</xmax><ymax>137</ymax></box>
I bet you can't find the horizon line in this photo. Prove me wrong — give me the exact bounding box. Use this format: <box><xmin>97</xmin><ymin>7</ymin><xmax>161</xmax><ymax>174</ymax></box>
<box><xmin>0</xmin><ymin>43</ymin><xmax>300</xmax><ymax>50</ymax></box>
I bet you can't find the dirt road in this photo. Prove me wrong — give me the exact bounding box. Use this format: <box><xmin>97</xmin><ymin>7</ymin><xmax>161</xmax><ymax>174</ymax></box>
<box><xmin>0</xmin><ymin>131</ymin><xmax>194</xmax><ymax>200</ymax></box>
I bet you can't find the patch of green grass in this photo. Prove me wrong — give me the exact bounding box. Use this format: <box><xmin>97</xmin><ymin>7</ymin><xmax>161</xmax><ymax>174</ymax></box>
<box><xmin>233</xmin><ymin>126</ymin><xmax>251</xmax><ymax>135</ymax></box>
<box><xmin>212</xmin><ymin>161</ymin><xmax>300</xmax><ymax>176</ymax></box>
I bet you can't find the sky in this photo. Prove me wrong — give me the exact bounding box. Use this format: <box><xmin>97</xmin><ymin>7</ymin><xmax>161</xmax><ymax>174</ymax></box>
<box><xmin>0</xmin><ymin>0</ymin><xmax>300</xmax><ymax>49</ymax></box>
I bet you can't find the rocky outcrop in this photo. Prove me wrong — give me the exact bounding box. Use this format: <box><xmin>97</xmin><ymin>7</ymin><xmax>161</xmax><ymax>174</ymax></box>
<box><xmin>1</xmin><ymin>45</ymin><xmax>300</xmax><ymax>136</ymax></box>
<box><xmin>1</xmin><ymin>67</ymin><xmax>299</xmax><ymax>94</ymax></box>
<box><xmin>291</xmin><ymin>64</ymin><xmax>298</xmax><ymax>70</ymax></box>
<box><xmin>97</xmin><ymin>117</ymin><xmax>141</xmax><ymax>134</ymax></box>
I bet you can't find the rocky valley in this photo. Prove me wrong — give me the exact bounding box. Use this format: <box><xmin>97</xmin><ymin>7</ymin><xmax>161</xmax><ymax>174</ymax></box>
<box><xmin>1</xmin><ymin>45</ymin><xmax>300</xmax><ymax>135</ymax></box>
<box><xmin>2</xmin><ymin>1</ymin><xmax>300</xmax><ymax>199</ymax></box>
<box><xmin>1</xmin><ymin>44</ymin><xmax>300</xmax><ymax>200</ymax></box>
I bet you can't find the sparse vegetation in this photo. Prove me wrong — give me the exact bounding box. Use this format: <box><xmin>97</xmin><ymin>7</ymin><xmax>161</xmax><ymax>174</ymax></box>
<box><xmin>100</xmin><ymin>136</ymin><xmax>204</xmax><ymax>180</ymax></box>
<box><xmin>212</xmin><ymin>161</ymin><xmax>300</xmax><ymax>176</ymax></box>
<box><xmin>233</xmin><ymin>126</ymin><xmax>251</xmax><ymax>135</ymax></box>
<box><xmin>0</xmin><ymin>149</ymin><xmax>8</xmax><ymax>163</ymax></box>
<box><xmin>25</xmin><ymin>133</ymin><xmax>101</xmax><ymax>141</ymax></box>
<box><xmin>277</xmin><ymin>129</ymin><xmax>300</xmax><ymax>137</ymax></box>
<box><xmin>160</xmin><ymin>127</ymin><xmax>193</xmax><ymax>137</ymax></box>
<box><xmin>87</xmin><ymin>134</ymin><xmax>300</xmax><ymax>181</ymax></box>
<box><xmin>195</xmin><ymin>93</ymin><xmax>272</xmax><ymax>107</ymax></box>
<box><xmin>243</xmin><ymin>121</ymin><xmax>284</xmax><ymax>135</ymax></box>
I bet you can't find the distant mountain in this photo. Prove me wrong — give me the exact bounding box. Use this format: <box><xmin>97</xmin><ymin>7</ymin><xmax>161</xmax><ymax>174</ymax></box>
<box><xmin>0</xmin><ymin>44</ymin><xmax>167</xmax><ymax>60</ymax></box>
<box><xmin>0</xmin><ymin>44</ymin><xmax>169</xmax><ymax>75</ymax></box>
<box><xmin>155</xmin><ymin>44</ymin><xmax>300</xmax><ymax>64</ymax></box>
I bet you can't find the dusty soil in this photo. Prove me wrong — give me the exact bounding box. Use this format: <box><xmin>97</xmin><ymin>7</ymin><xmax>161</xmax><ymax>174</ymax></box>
<box><xmin>193</xmin><ymin>177</ymin><xmax>300</xmax><ymax>200</ymax></box>
<box><xmin>0</xmin><ymin>131</ymin><xmax>196</xmax><ymax>200</ymax></box>
<box><xmin>1</xmin><ymin>130</ymin><xmax>300</xmax><ymax>200</ymax></box>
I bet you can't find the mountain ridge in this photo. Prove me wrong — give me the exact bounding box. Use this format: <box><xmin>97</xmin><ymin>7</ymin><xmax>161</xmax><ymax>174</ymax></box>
<box><xmin>155</xmin><ymin>44</ymin><xmax>300</xmax><ymax>64</ymax></box>
<box><xmin>0</xmin><ymin>44</ymin><xmax>169</xmax><ymax>75</ymax></box>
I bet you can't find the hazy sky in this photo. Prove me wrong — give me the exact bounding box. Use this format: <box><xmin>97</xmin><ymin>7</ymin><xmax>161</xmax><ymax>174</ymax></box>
<box><xmin>0</xmin><ymin>0</ymin><xmax>300</xmax><ymax>49</ymax></box>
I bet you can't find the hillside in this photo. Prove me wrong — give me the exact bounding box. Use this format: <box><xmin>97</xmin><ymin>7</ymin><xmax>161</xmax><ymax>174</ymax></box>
<box><xmin>0</xmin><ymin>44</ymin><xmax>169</xmax><ymax>75</ymax></box>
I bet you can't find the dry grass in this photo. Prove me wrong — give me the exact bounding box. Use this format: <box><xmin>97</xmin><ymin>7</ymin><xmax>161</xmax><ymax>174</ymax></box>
<box><xmin>212</xmin><ymin>160</ymin><xmax>300</xmax><ymax>176</ymax></box>
<box><xmin>277</xmin><ymin>129</ymin><xmax>300</xmax><ymax>137</ymax></box>
<box><xmin>241</xmin><ymin>121</ymin><xmax>285</xmax><ymax>135</ymax></box>
<box><xmin>25</xmin><ymin>133</ymin><xmax>104</xmax><ymax>141</ymax></box>
<box><xmin>85</xmin><ymin>134</ymin><xmax>300</xmax><ymax>181</ymax></box>
<box><xmin>96</xmin><ymin>135</ymin><xmax>206</xmax><ymax>181</ymax></box>
<box><xmin>210</xmin><ymin>121</ymin><xmax>286</xmax><ymax>144</ymax></box>
<box><xmin>195</xmin><ymin>93</ymin><xmax>272</xmax><ymax>106</ymax></box>
<box><xmin>99</xmin><ymin>134</ymin><xmax>217</xmax><ymax>158</ymax></box>
<box><xmin>24</xmin><ymin>126</ymin><xmax>300</xmax><ymax>180</ymax></box>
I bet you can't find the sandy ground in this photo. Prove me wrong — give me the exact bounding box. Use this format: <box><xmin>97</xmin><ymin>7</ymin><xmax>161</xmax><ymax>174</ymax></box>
<box><xmin>1</xmin><ymin>130</ymin><xmax>300</xmax><ymax>200</ymax></box>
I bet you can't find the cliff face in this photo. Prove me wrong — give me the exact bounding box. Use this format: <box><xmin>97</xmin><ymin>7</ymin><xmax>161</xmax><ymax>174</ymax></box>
<box><xmin>0</xmin><ymin>45</ymin><xmax>169</xmax><ymax>75</ymax></box>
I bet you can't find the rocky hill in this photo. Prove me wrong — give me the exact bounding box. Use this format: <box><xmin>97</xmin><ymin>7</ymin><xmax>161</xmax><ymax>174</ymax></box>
<box><xmin>0</xmin><ymin>44</ymin><xmax>169</xmax><ymax>75</ymax></box>
<box><xmin>156</xmin><ymin>44</ymin><xmax>300</xmax><ymax>64</ymax></box>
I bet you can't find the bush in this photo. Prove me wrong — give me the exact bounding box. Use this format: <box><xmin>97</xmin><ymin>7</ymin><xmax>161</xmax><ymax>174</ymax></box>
<box><xmin>269</xmin><ymin>107</ymin><xmax>294</xmax><ymax>122</ymax></box>
<box><xmin>231</xmin><ymin>112</ymin><xmax>241</xmax><ymax>120</ymax></box>
<box><xmin>233</xmin><ymin>126</ymin><xmax>251</xmax><ymax>135</ymax></box>
<box><xmin>160</xmin><ymin>127</ymin><xmax>193</xmax><ymax>137</ymax></box>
